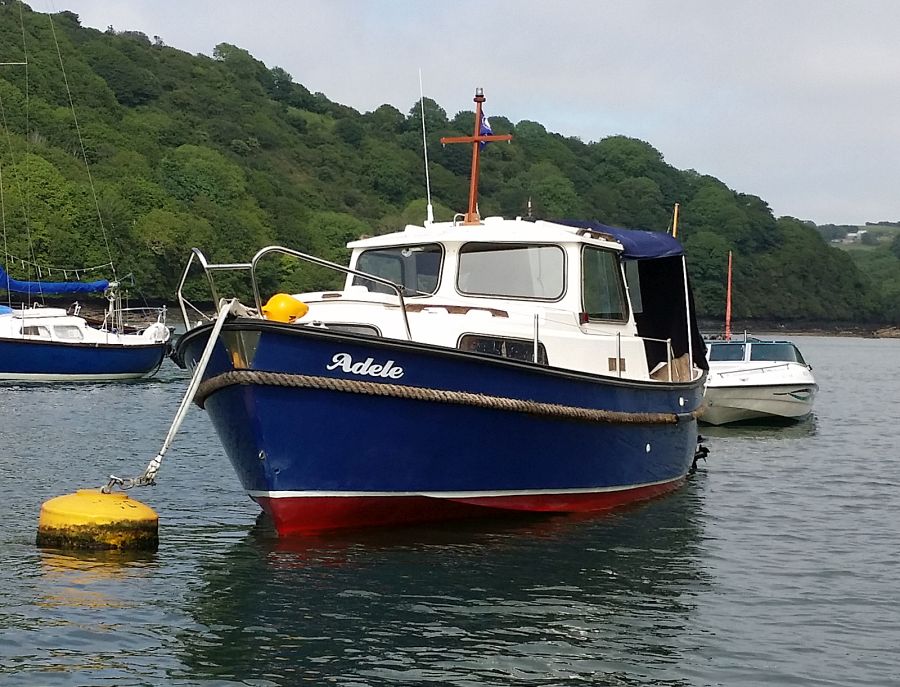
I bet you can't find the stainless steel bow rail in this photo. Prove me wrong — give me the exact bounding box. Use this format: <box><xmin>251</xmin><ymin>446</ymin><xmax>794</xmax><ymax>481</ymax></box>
<box><xmin>104</xmin><ymin>245</ymin><xmax>415</xmax><ymax>492</ymax></box>
<box><xmin>175</xmin><ymin>245</ymin><xmax>412</xmax><ymax>339</ymax></box>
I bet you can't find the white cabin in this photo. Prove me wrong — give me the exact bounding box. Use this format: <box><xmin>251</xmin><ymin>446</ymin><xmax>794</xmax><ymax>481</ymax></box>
<box><xmin>283</xmin><ymin>216</ymin><xmax>701</xmax><ymax>383</ymax></box>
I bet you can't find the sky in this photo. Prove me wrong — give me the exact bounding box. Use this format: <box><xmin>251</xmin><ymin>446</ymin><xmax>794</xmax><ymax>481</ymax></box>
<box><xmin>47</xmin><ymin>0</ymin><xmax>900</xmax><ymax>226</ymax></box>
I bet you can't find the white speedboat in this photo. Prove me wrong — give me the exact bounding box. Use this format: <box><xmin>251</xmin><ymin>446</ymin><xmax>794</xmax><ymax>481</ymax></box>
<box><xmin>701</xmin><ymin>335</ymin><xmax>817</xmax><ymax>425</ymax></box>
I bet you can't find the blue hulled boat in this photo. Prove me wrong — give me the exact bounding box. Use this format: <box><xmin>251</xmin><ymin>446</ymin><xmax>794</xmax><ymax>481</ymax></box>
<box><xmin>174</xmin><ymin>90</ymin><xmax>708</xmax><ymax>535</ymax></box>
<box><xmin>0</xmin><ymin>15</ymin><xmax>170</xmax><ymax>383</ymax></box>
<box><xmin>0</xmin><ymin>268</ymin><xmax>170</xmax><ymax>382</ymax></box>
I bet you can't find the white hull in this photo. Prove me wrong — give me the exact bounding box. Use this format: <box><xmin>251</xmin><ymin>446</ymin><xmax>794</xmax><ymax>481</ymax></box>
<box><xmin>701</xmin><ymin>382</ymin><xmax>817</xmax><ymax>425</ymax></box>
<box><xmin>701</xmin><ymin>353</ymin><xmax>817</xmax><ymax>425</ymax></box>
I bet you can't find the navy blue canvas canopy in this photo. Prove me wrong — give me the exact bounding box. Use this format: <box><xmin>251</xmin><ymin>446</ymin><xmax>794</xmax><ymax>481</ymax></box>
<box><xmin>556</xmin><ymin>220</ymin><xmax>684</xmax><ymax>259</ymax></box>
<box><xmin>0</xmin><ymin>265</ymin><xmax>109</xmax><ymax>295</ymax></box>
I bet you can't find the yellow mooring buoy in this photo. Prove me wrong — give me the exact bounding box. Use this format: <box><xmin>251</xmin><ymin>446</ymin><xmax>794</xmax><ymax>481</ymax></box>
<box><xmin>34</xmin><ymin>300</ymin><xmax>241</xmax><ymax>552</ymax></box>
<box><xmin>36</xmin><ymin>489</ymin><xmax>158</xmax><ymax>551</ymax></box>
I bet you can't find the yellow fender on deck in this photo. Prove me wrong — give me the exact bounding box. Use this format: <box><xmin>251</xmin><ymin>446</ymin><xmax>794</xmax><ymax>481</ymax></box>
<box><xmin>262</xmin><ymin>293</ymin><xmax>309</xmax><ymax>323</ymax></box>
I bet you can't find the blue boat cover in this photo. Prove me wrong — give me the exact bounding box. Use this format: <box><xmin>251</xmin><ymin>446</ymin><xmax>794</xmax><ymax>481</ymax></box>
<box><xmin>556</xmin><ymin>220</ymin><xmax>684</xmax><ymax>259</ymax></box>
<box><xmin>0</xmin><ymin>265</ymin><xmax>109</xmax><ymax>295</ymax></box>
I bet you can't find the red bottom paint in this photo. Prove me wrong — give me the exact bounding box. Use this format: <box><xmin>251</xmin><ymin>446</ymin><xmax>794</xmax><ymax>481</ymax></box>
<box><xmin>255</xmin><ymin>479</ymin><xmax>685</xmax><ymax>536</ymax></box>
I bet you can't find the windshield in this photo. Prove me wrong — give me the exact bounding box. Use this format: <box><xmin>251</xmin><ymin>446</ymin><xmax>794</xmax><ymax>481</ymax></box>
<box><xmin>457</xmin><ymin>243</ymin><xmax>565</xmax><ymax>300</ymax></box>
<box><xmin>749</xmin><ymin>343</ymin><xmax>805</xmax><ymax>363</ymax></box>
<box><xmin>352</xmin><ymin>244</ymin><xmax>443</xmax><ymax>296</ymax></box>
<box><xmin>708</xmin><ymin>343</ymin><xmax>746</xmax><ymax>361</ymax></box>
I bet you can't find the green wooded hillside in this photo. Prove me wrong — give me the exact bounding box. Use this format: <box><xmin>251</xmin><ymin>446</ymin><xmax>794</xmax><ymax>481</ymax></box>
<box><xmin>0</xmin><ymin>3</ymin><xmax>893</xmax><ymax>323</ymax></box>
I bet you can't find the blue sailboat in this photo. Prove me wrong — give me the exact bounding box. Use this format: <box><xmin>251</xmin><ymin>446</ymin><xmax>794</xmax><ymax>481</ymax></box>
<box><xmin>0</xmin><ymin>266</ymin><xmax>170</xmax><ymax>382</ymax></box>
<box><xmin>0</xmin><ymin>9</ymin><xmax>170</xmax><ymax>382</ymax></box>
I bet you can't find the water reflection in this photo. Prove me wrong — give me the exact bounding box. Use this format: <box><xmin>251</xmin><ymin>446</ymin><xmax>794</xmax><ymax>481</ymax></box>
<box><xmin>180</xmin><ymin>482</ymin><xmax>710</xmax><ymax>686</ymax></box>
<box><xmin>37</xmin><ymin>549</ymin><xmax>159</xmax><ymax>610</ymax></box>
<box><xmin>700</xmin><ymin>413</ymin><xmax>818</xmax><ymax>441</ymax></box>
<box><xmin>39</xmin><ymin>548</ymin><xmax>158</xmax><ymax>578</ymax></box>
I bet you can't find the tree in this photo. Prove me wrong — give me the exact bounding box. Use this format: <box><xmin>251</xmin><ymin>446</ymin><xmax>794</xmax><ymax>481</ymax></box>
<box><xmin>683</xmin><ymin>231</ymin><xmax>732</xmax><ymax>316</ymax></box>
<box><xmin>520</xmin><ymin>162</ymin><xmax>579</xmax><ymax>218</ymax></box>
<box><xmin>890</xmin><ymin>234</ymin><xmax>900</xmax><ymax>260</ymax></box>
<box><xmin>335</xmin><ymin>118</ymin><xmax>365</xmax><ymax>147</ymax></box>
<box><xmin>405</xmin><ymin>97</ymin><xmax>448</xmax><ymax>134</ymax></box>
<box><xmin>158</xmin><ymin>145</ymin><xmax>246</xmax><ymax>205</ymax></box>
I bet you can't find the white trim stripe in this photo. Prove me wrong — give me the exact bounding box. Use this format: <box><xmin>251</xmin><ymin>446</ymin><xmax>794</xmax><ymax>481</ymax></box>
<box><xmin>248</xmin><ymin>477</ymin><xmax>681</xmax><ymax>500</ymax></box>
<box><xmin>0</xmin><ymin>371</ymin><xmax>152</xmax><ymax>381</ymax></box>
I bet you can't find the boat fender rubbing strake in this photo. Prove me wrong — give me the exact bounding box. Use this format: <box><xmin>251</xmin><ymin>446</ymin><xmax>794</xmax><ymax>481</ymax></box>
<box><xmin>193</xmin><ymin>369</ymin><xmax>702</xmax><ymax>425</ymax></box>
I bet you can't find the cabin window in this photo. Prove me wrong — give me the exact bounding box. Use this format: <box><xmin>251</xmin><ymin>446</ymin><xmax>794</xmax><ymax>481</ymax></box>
<box><xmin>457</xmin><ymin>243</ymin><xmax>564</xmax><ymax>300</ymax></box>
<box><xmin>582</xmin><ymin>247</ymin><xmax>628</xmax><ymax>321</ymax></box>
<box><xmin>53</xmin><ymin>325</ymin><xmax>84</xmax><ymax>340</ymax></box>
<box><xmin>352</xmin><ymin>243</ymin><xmax>443</xmax><ymax>296</ymax></box>
<box><xmin>312</xmin><ymin>323</ymin><xmax>380</xmax><ymax>336</ymax></box>
<box><xmin>750</xmin><ymin>343</ymin><xmax>805</xmax><ymax>364</ymax></box>
<box><xmin>459</xmin><ymin>334</ymin><xmax>548</xmax><ymax>364</ymax></box>
<box><xmin>624</xmin><ymin>260</ymin><xmax>643</xmax><ymax>313</ymax></box>
<box><xmin>20</xmin><ymin>325</ymin><xmax>50</xmax><ymax>337</ymax></box>
<box><xmin>708</xmin><ymin>343</ymin><xmax>746</xmax><ymax>361</ymax></box>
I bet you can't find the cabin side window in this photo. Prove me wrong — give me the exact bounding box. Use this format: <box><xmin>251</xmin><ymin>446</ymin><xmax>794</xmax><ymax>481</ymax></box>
<box><xmin>582</xmin><ymin>247</ymin><xmax>628</xmax><ymax>321</ymax></box>
<box><xmin>458</xmin><ymin>334</ymin><xmax>549</xmax><ymax>364</ymax></box>
<box><xmin>53</xmin><ymin>325</ymin><xmax>84</xmax><ymax>340</ymax></box>
<box><xmin>20</xmin><ymin>325</ymin><xmax>50</xmax><ymax>337</ymax></box>
<box><xmin>457</xmin><ymin>243</ymin><xmax>565</xmax><ymax>300</ymax></box>
<box><xmin>309</xmin><ymin>323</ymin><xmax>381</xmax><ymax>336</ymax></box>
<box><xmin>352</xmin><ymin>243</ymin><xmax>443</xmax><ymax>296</ymax></box>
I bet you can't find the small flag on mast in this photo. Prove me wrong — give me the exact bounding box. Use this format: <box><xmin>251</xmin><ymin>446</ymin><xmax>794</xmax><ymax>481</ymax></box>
<box><xmin>479</xmin><ymin>112</ymin><xmax>493</xmax><ymax>149</ymax></box>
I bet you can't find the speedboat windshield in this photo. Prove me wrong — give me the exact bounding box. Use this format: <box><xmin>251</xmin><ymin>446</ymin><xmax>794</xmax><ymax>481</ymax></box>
<box><xmin>708</xmin><ymin>342</ymin><xmax>746</xmax><ymax>361</ymax></box>
<box><xmin>749</xmin><ymin>342</ymin><xmax>806</xmax><ymax>364</ymax></box>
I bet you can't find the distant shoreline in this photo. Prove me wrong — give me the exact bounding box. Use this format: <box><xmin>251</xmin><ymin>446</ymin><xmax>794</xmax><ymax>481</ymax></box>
<box><xmin>700</xmin><ymin>319</ymin><xmax>900</xmax><ymax>339</ymax></box>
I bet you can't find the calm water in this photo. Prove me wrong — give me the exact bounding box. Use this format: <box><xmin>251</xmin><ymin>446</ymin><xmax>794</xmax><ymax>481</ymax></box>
<box><xmin>1</xmin><ymin>335</ymin><xmax>899</xmax><ymax>686</ymax></box>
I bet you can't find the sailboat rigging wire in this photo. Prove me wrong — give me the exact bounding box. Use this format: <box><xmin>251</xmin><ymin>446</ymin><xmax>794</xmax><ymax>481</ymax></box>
<box><xmin>46</xmin><ymin>12</ymin><xmax>116</xmax><ymax>280</ymax></box>
<box><xmin>0</xmin><ymin>160</ymin><xmax>9</xmax><ymax>310</ymax></box>
<box><xmin>418</xmin><ymin>69</ymin><xmax>434</xmax><ymax>224</ymax></box>
<box><xmin>0</xmin><ymin>1</ymin><xmax>42</xmax><ymax>305</ymax></box>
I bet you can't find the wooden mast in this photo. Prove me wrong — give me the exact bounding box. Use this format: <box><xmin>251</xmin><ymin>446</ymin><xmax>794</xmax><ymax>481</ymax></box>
<box><xmin>440</xmin><ymin>88</ymin><xmax>512</xmax><ymax>225</ymax></box>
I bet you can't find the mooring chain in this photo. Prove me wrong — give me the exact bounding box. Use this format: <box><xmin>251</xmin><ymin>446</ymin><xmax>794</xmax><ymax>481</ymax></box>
<box><xmin>104</xmin><ymin>453</ymin><xmax>162</xmax><ymax>491</ymax></box>
<box><xmin>195</xmin><ymin>369</ymin><xmax>702</xmax><ymax>426</ymax></box>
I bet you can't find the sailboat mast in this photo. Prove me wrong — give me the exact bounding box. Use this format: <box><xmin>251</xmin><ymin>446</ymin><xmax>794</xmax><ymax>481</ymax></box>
<box><xmin>725</xmin><ymin>250</ymin><xmax>733</xmax><ymax>342</ymax></box>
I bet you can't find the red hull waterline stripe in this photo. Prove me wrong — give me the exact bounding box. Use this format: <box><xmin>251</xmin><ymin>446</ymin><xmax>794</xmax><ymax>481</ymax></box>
<box><xmin>251</xmin><ymin>479</ymin><xmax>685</xmax><ymax>535</ymax></box>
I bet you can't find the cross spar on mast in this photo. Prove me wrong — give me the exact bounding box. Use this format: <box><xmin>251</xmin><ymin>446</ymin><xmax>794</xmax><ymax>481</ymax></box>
<box><xmin>440</xmin><ymin>88</ymin><xmax>512</xmax><ymax>225</ymax></box>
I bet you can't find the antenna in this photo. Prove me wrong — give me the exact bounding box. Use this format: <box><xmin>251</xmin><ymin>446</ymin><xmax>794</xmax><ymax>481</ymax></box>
<box><xmin>418</xmin><ymin>69</ymin><xmax>434</xmax><ymax>225</ymax></box>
